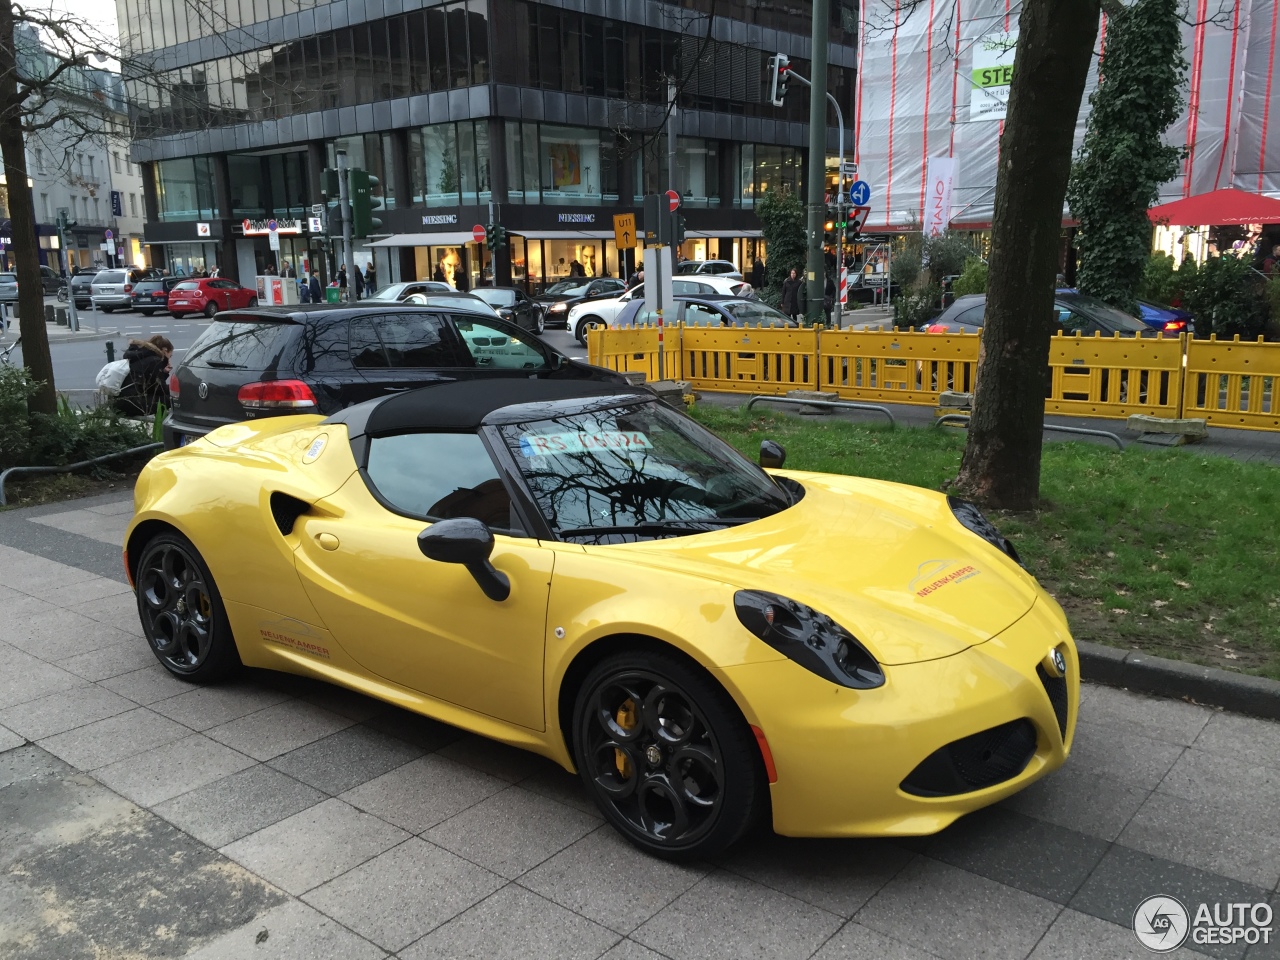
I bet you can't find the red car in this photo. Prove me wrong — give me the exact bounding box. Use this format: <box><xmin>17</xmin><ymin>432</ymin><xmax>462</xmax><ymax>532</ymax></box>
<box><xmin>168</xmin><ymin>278</ymin><xmax>259</xmax><ymax>318</ymax></box>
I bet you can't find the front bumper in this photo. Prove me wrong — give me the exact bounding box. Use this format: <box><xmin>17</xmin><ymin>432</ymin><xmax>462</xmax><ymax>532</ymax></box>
<box><xmin>726</xmin><ymin>597</ymin><xmax>1077</xmax><ymax>838</ymax></box>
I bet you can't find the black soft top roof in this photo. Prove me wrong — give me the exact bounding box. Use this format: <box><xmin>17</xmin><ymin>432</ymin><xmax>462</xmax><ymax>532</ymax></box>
<box><xmin>326</xmin><ymin>378</ymin><xmax>648</xmax><ymax>437</ymax></box>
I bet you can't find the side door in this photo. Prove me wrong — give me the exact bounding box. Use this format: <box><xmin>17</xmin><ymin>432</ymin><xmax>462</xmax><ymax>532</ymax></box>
<box><xmin>356</xmin><ymin>311</ymin><xmax>468</xmax><ymax>394</ymax></box>
<box><xmin>684</xmin><ymin>301</ymin><xmax>728</xmax><ymax>328</ymax></box>
<box><xmin>290</xmin><ymin>316</ymin><xmax>383</xmax><ymax>412</ymax></box>
<box><xmin>513</xmin><ymin>289</ymin><xmax>538</xmax><ymax>329</ymax></box>
<box><xmin>292</xmin><ymin>430</ymin><xmax>552</xmax><ymax>729</ymax></box>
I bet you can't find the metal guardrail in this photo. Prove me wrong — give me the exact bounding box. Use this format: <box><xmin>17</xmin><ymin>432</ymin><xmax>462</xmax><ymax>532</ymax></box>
<box><xmin>0</xmin><ymin>442</ymin><xmax>162</xmax><ymax>506</ymax></box>
<box><xmin>933</xmin><ymin>414</ymin><xmax>1125</xmax><ymax>450</ymax></box>
<box><xmin>745</xmin><ymin>395</ymin><xmax>897</xmax><ymax>428</ymax></box>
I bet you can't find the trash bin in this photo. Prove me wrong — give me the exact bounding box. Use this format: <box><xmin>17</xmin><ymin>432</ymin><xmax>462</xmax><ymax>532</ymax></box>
<box><xmin>325</xmin><ymin>287</ymin><xmax>341</xmax><ymax>304</ymax></box>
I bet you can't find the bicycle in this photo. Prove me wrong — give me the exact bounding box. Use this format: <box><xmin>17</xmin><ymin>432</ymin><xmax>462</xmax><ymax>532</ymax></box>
<box><xmin>0</xmin><ymin>335</ymin><xmax>21</xmax><ymax>366</ymax></box>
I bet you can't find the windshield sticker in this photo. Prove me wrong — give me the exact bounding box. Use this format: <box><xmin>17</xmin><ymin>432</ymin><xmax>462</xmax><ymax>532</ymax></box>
<box><xmin>519</xmin><ymin>431</ymin><xmax>653</xmax><ymax>457</ymax></box>
<box><xmin>910</xmin><ymin>559</ymin><xmax>981</xmax><ymax>597</ymax></box>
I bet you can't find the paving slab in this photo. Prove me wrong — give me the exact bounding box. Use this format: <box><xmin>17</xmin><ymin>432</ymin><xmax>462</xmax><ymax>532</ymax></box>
<box><xmin>151</xmin><ymin>764</ymin><xmax>328</xmax><ymax>849</ymax></box>
<box><xmin>339</xmin><ymin>753</ymin><xmax>509</xmax><ymax>835</ymax></box>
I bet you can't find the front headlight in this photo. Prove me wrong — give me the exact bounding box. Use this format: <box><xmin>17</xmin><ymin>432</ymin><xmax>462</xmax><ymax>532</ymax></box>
<box><xmin>947</xmin><ymin>497</ymin><xmax>1023</xmax><ymax>566</ymax></box>
<box><xmin>549</xmin><ymin>301</ymin><xmax>568</xmax><ymax>313</ymax></box>
<box><xmin>734</xmin><ymin>590</ymin><xmax>884</xmax><ymax>689</ymax></box>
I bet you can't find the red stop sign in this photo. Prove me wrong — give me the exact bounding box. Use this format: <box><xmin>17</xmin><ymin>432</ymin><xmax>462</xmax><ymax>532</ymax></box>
<box><xmin>666</xmin><ymin>190</ymin><xmax>680</xmax><ymax>212</ymax></box>
<box><xmin>472</xmin><ymin>224</ymin><xmax>487</xmax><ymax>244</ymax></box>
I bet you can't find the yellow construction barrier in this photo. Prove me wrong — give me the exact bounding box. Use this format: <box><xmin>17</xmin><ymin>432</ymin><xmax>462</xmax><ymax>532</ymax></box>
<box><xmin>586</xmin><ymin>325</ymin><xmax>668</xmax><ymax>382</ymax></box>
<box><xmin>1184</xmin><ymin>336</ymin><xmax>1280</xmax><ymax>430</ymax></box>
<box><xmin>818</xmin><ymin>329</ymin><xmax>980</xmax><ymax>405</ymax></box>
<box><xmin>680</xmin><ymin>325</ymin><xmax>819</xmax><ymax>395</ymax></box>
<box><xmin>1046</xmin><ymin>332</ymin><xmax>1185</xmax><ymax>419</ymax></box>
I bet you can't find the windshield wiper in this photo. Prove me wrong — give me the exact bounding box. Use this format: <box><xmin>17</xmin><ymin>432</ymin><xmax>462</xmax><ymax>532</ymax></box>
<box><xmin>557</xmin><ymin>518</ymin><xmax>757</xmax><ymax>536</ymax></box>
<box><xmin>204</xmin><ymin>360</ymin><xmax>247</xmax><ymax>369</ymax></box>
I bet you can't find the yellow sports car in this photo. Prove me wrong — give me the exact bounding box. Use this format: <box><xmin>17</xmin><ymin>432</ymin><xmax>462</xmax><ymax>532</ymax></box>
<box><xmin>124</xmin><ymin>378</ymin><xmax>1077</xmax><ymax>859</ymax></box>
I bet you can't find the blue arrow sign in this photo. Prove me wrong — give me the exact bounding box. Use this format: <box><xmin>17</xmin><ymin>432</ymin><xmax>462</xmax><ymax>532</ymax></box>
<box><xmin>849</xmin><ymin>180</ymin><xmax>871</xmax><ymax>206</ymax></box>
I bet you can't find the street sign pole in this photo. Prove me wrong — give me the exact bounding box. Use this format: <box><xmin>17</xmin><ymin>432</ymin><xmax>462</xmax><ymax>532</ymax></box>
<box><xmin>336</xmin><ymin>150</ymin><xmax>354</xmax><ymax>298</ymax></box>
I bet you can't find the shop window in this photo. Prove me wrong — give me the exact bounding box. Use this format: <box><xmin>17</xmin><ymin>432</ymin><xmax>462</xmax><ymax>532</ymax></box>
<box><xmin>421</xmin><ymin>124</ymin><xmax>460</xmax><ymax>206</ymax></box>
<box><xmin>676</xmin><ymin>138</ymin><xmax>719</xmax><ymax>208</ymax></box>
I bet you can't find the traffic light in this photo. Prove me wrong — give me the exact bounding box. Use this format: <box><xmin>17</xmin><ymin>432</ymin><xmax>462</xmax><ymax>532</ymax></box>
<box><xmin>675</xmin><ymin>214</ymin><xmax>686</xmax><ymax>245</ymax></box>
<box><xmin>321</xmin><ymin>167</ymin><xmax>342</xmax><ymax>235</ymax></box>
<box><xmin>768</xmin><ymin>53</ymin><xmax>791</xmax><ymax>107</ymax></box>
<box><xmin>486</xmin><ymin>223</ymin><xmax>507</xmax><ymax>251</ymax></box>
<box><xmin>349</xmin><ymin>169</ymin><xmax>383</xmax><ymax>239</ymax></box>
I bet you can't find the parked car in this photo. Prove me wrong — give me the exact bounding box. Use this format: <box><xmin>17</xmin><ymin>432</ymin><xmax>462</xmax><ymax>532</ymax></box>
<box><xmin>924</xmin><ymin>293</ymin><xmax>1155</xmax><ymax>337</ymax></box>
<box><xmin>534</xmin><ymin>278</ymin><xmax>628</xmax><ymax>328</ymax></box>
<box><xmin>162</xmin><ymin>305</ymin><xmax>629</xmax><ymax>449</ymax></box>
<box><xmin>676</xmin><ymin>259</ymin><xmax>745</xmax><ymax>281</ymax></box>
<box><xmin>70</xmin><ymin>272</ymin><xmax>95</xmax><ymax>308</ymax></box>
<box><xmin>366</xmin><ymin>281</ymin><xmax>455</xmax><ymax>303</ymax></box>
<box><xmin>168</xmin><ymin>278</ymin><xmax>259</xmax><ymax>318</ymax></box>
<box><xmin>126</xmin><ymin>376</ymin><xmax>1076</xmax><ymax>860</ymax></box>
<box><xmin>0</xmin><ymin>273</ymin><xmax>17</xmax><ymax>304</ymax></box>
<box><xmin>39</xmin><ymin>265</ymin><xmax>63</xmax><ymax>293</ymax></box>
<box><xmin>1055</xmin><ymin>288</ymin><xmax>1193</xmax><ymax>334</ymax></box>
<box><xmin>90</xmin><ymin>269</ymin><xmax>140</xmax><ymax>312</ymax></box>
<box><xmin>470</xmin><ymin>286</ymin><xmax>545</xmax><ymax>333</ymax></box>
<box><xmin>614</xmin><ymin>296</ymin><xmax>798</xmax><ymax>329</ymax></box>
<box><xmin>568</xmin><ymin>275</ymin><xmax>756</xmax><ymax>344</ymax></box>
<box><xmin>132</xmin><ymin>277</ymin><xmax>183</xmax><ymax>315</ymax></box>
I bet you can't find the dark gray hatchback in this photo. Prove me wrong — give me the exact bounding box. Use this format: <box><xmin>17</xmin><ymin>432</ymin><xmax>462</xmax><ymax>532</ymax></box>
<box><xmin>164</xmin><ymin>304</ymin><xmax>627</xmax><ymax>450</ymax></box>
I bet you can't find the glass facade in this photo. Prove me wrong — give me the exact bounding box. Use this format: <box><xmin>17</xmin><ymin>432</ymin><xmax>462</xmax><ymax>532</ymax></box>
<box><xmin>737</xmin><ymin>144</ymin><xmax>804</xmax><ymax>208</ymax></box>
<box><xmin>505</xmin><ymin>123</ymin><xmax>618</xmax><ymax>205</ymax></box>
<box><xmin>227</xmin><ymin>150</ymin><xmax>309</xmax><ymax>219</ymax></box>
<box><xmin>409</xmin><ymin>121</ymin><xmax>491</xmax><ymax>207</ymax></box>
<box><xmin>154</xmin><ymin>157</ymin><xmax>220</xmax><ymax>221</ymax></box>
<box><xmin>328</xmin><ymin>135</ymin><xmax>398</xmax><ymax>209</ymax></box>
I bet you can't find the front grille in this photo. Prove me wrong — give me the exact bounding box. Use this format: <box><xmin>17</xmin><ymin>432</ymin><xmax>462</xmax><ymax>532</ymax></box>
<box><xmin>901</xmin><ymin>719</ymin><xmax>1038</xmax><ymax>797</ymax></box>
<box><xmin>1037</xmin><ymin>664</ymin><xmax>1069</xmax><ymax>739</ymax></box>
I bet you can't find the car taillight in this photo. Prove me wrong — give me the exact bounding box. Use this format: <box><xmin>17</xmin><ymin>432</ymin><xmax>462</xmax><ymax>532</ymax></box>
<box><xmin>124</xmin><ymin>284</ymin><xmax>132</xmax><ymax>293</ymax></box>
<box><xmin>1162</xmin><ymin>320</ymin><xmax>1187</xmax><ymax>332</ymax></box>
<box><xmin>926</xmin><ymin>323</ymin><xmax>950</xmax><ymax>333</ymax></box>
<box><xmin>168</xmin><ymin>374</ymin><xmax>180</xmax><ymax>398</ymax></box>
<box><xmin>237</xmin><ymin>380</ymin><xmax>318</xmax><ymax>409</ymax></box>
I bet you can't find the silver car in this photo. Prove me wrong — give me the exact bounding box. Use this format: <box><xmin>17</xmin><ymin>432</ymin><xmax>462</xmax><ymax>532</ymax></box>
<box><xmin>90</xmin><ymin>270</ymin><xmax>134</xmax><ymax>312</ymax></box>
<box><xmin>0</xmin><ymin>273</ymin><xmax>17</xmax><ymax>304</ymax></box>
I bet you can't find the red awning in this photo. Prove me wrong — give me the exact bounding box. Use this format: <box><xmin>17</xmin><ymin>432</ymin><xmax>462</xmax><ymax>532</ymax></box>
<box><xmin>1148</xmin><ymin>188</ymin><xmax>1280</xmax><ymax>226</ymax></box>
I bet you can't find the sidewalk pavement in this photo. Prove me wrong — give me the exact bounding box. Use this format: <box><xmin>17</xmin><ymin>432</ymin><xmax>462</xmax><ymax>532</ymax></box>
<box><xmin>1</xmin><ymin>491</ymin><xmax>1278</xmax><ymax>960</ymax></box>
<box><xmin>699</xmin><ymin>392</ymin><xmax>1280</xmax><ymax>467</ymax></box>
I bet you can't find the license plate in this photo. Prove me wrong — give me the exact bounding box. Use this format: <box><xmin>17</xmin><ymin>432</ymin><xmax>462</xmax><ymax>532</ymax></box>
<box><xmin>173</xmin><ymin>300</ymin><xmax>188</xmax><ymax>306</ymax></box>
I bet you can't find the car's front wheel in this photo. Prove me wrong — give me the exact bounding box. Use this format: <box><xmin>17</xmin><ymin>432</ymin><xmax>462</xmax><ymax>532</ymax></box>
<box><xmin>247</xmin><ymin>297</ymin><xmax>258</xmax><ymax>307</ymax></box>
<box><xmin>135</xmin><ymin>532</ymin><xmax>241</xmax><ymax>683</ymax></box>
<box><xmin>535</xmin><ymin>310</ymin><xmax>546</xmax><ymax>335</ymax></box>
<box><xmin>575</xmin><ymin>315</ymin><xmax>605</xmax><ymax>345</ymax></box>
<box><xmin>572</xmin><ymin>648</ymin><xmax>763</xmax><ymax>860</ymax></box>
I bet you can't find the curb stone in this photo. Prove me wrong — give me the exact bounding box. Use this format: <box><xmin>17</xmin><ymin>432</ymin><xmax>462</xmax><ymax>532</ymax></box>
<box><xmin>1078</xmin><ymin>640</ymin><xmax>1280</xmax><ymax>721</ymax></box>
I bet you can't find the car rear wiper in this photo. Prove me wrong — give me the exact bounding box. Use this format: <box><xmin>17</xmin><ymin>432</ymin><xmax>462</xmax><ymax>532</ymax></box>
<box><xmin>557</xmin><ymin>518</ymin><xmax>756</xmax><ymax>536</ymax></box>
<box><xmin>204</xmin><ymin>360</ymin><xmax>247</xmax><ymax>369</ymax></box>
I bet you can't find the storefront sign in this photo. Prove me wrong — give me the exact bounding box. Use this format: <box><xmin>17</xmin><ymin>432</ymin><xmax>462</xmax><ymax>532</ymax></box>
<box><xmin>422</xmin><ymin>214</ymin><xmax>459</xmax><ymax>225</ymax></box>
<box><xmin>196</xmin><ymin>222</ymin><xmax>211</xmax><ymax>237</ymax></box>
<box><xmin>970</xmin><ymin>32</ymin><xmax>1017</xmax><ymax>121</ymax></box>
<box><xmin>242</xmin><ymin>218</ymin><xmax>304</xmax><ymax>235</ymax></box>
<box><xmin>557</xmin><ymin>213</ymin><xmax>597</xmax><ymax>224</ymax></box>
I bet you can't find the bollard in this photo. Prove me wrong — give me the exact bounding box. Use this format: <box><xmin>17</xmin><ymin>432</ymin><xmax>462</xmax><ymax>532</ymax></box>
<box><xmin>45</xmin><ymin>303</ymin><xmax>55</xmax><ymax>323</ymax></box>
<box><xmin>105</xmin><ymin>341</ymin><xmax>115</xmax><ymax>363</ymax></box>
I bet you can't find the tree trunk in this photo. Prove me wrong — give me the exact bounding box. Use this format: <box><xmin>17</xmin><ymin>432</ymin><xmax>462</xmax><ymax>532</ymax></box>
<box><xmin>954</xmin><ymin>0</ymin><xmax>1100</xmax><ymax>510</ymax></box>
<box><xmin>0</xmin><ymin>0</ymin><xmax>57</xmax><ymax>416</ymax></box>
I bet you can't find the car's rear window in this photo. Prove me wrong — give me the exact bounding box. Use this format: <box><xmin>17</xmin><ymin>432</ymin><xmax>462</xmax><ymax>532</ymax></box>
<box><xmin>173</xmin><ymin>281</ymin><xmax>200</xmax><ymax>290</ymax></box>
<box><xmin>96</xmin><ymin>271</ymin><xmax>126</xmax><ymax>283</ymax></box>
<box><xmin>134</xmin><ymin>280</ymin><xmax>163</xmax><ymax>292</ymax></box>
<box><xmin>183</xmin><ymin>320</ymin><xmax>295</xmax><ymax>371</ymax></box>
<box><xmin>0</xmin><ymin>274</ymin><xmax>15</xmax><ymax>282</ymax></box>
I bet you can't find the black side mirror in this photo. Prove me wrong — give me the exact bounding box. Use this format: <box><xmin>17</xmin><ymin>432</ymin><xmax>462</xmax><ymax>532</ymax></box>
<box><xmin>417</xmin><ymin>518</ymin><xmax>511</xmax><ymax>601</ymax></box>
<box><xmin>759</xmin><ymin>439</ymin><xmax>786</xmax><ymax>469</ymax></box>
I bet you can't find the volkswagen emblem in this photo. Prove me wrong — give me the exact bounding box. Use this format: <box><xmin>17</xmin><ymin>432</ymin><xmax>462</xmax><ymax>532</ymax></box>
<box><xmin>1051</xmin><ymin>649</ymin><xmax>1066</xmax><ymax>675</ymax></box>
<box><xmin>198</xmin><ymin>381</ymin><xmax>208</xmax><ymax>399</ymax></box>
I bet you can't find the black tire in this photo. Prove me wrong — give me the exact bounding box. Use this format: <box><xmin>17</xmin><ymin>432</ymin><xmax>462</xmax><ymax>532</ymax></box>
<box><xmin>572</xmin><ymin>648</ymin><xmax>763</xmax><ymax>861</ymax></box>
<box><xmin>101</xmin><ymin>306</ymin><xmax>114</xmax><ymax>314</ymax></box>
<box><xmin>247</xmin><ymin>296</ymin><xmax>258</xmax><ymax>307</ymax></box>
<box><xmin>576</xmin><ymin>315</ymin><xmax>604</xmax><ymax>345</ymax></box>
<box><xmin>204</xmin><ymin>301</ymin><xmax>219</xmax><ymax>318</ymax></box>
<box><xmin>536</xmin><ymin>311</ymin><xmax>546</xmax><ymax>335</ymax></box>
<box><xmin>134</xmin><ymin>532</ymin><xmax>241</xmax><ymax>683</ymax></box>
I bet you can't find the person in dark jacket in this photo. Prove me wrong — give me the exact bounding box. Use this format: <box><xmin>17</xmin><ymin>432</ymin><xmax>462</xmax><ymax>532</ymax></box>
<box><xmin>115</xmin><ymin>335</ymin><xmax>173</xmax><ymax>416</ymax></box>
<box><xmin>752</xmin><ymin>257</ymin><xmax>765</xmax><ymax>289</ymax></box>
<box><xmin>781</xmin><ymin>268</ymin><xmax>805</xmax><ymax>323</ymax></box>
<box><xmin>309</xmin><ymin>273</ymin><xmax>323</xmax><ymax>303</ymax></box>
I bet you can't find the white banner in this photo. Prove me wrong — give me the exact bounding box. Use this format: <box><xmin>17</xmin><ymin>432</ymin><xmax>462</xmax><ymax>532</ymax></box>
<box><xmin>924</xmin><ymin>157</ymin><xmax>957</xmax><ymax>236</ymax></box>
<box><xmin>970</xmin><ymin>31</ymin><xmax>1018</xmax><ymax>122</ymax></box>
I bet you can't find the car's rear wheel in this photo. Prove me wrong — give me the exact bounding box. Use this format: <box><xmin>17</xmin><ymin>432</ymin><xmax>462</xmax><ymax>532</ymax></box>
<box><xmin>575</xmin><ymin>315</ymin><xmax>605</xmax><ymax>345</ymax></box>
<box><xmin>572</xmin><ymin>649</ymin><xmax>762</xmax><ymax>860</ymax></box>
<box><xmin>204</xmin><ymin>301</ymin><xmax>218</xmax><ymax>318</ymax></box>
<box><xmin>135</xmin><ymin>532</ymin><xmax>241</xmax><ymax>683</ymax></box>
<box><xmin>101</xmin><ymin>306</ymin><xmax>114</xmax><ymax>314</ymax></box>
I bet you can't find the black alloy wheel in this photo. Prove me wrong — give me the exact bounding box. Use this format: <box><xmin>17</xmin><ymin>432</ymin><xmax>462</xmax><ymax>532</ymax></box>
<box><xmin>135</xmin><ymin>532</ymin><xmax>241</xmax><ymax>682</ymax></box>
<box><xmin>573</xmin><ymin>649</ymin><xmax>762</xmax><ymax>860</ymax></box>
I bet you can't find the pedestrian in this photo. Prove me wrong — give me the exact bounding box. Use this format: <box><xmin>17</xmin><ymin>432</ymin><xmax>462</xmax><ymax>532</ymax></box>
<box><xmin>781</xmin><ymin>268</ymin><xmax>805</xmax><ymax>323</ymax></box>
<box><xmin>114</xmin><ymin>335</ymin><xmax>173</xmax><ymax>417</ymax></box>
<box><xmin>309</xmin><ymin>272</ymin><xmax>323</xmax><ymax>303</ymax></box>
<box><xmin>283</xmin><ymin>260</ymin><xmax>296</xmax><ymax>279</ymax></box>
<box><xmin>299</xmin><ymin>274</ymin><xmax>311</xmax><ymax>303</ymax></box>
<box><xmin>824</xmin><ymin>272</ymin><xmax>836</xmax><ymax>319</ymax></box>
<box><xmin>338</xmin><ymin>263</ymin><xmax>348</xmax><ymax>299</ymax></box>
<box><xmin>752</xmin><ymin>257</ymin><xmax>765</xmax><ymax>289</ymax></box>
<box><xmin>208</xmin><ymin>263</ymin><xmax>220</xmax><ymax>278</ymax></box>
<box><xmin>627</xmin><ymin>267</ymin><xmax>644</xmax><ymax>289</ymax></box>
<box><xmin>364</xmin><ymin>262</ymin><xmax>376</xmax><ymax>295</ymax></box>
<box><xmin>353</xmin><ymin>265</ymin><xmax>365</xmax><ymax>300</ymax></box>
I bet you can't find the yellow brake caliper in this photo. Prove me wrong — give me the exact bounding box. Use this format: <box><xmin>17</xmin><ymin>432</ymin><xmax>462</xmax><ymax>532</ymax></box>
<box><xmin>615</xmin><ymin>699</ymin><xmax>637</xmax><ymax>778</ymax></box>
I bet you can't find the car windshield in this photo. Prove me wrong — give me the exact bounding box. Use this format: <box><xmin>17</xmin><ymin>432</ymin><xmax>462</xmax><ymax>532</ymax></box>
<box><xmin>721</xmin><ymin>300</ymin><xmax>794</xmax><ymax>326</ymax></box>
<box><xmin>499</xmin><ymin>400</ymin><xmax>792</xmax><ymax>543</ymax></box>
<box><xmin>1061</xmin><ymin>294</ymin><xmax>1149</xmax><ymax>332</ymax></box>
<box><xmin>545</xmin><ymin>281</ymin><xmax>584</xmax><ymax>295</ymax></box>
<box><xmin>472</xmin><ymin>288</ymin><xmax>515</xmax><ymax>307</ymax></box>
